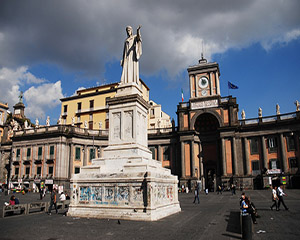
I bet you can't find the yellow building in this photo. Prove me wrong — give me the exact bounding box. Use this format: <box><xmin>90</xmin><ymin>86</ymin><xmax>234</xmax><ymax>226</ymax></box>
<box><xmin>60</xmin><ymin>81</ymin><xmax>149</xmax><ymax>130</ymax></box>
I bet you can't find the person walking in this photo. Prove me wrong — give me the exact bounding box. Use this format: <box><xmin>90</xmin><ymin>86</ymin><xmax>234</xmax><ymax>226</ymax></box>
<box><xmin>241</xmin><ymin>193</ymin><xmax>257</xmax><ymax>224</ymax></box>
<box><xmin>48</xmin><ymin>189</ymin><xmax>58</xmax><ymax>215</ymax></box>
<box><xmin>193</xmin><ymin>184</ymin><xmax>200</xmax><ymax>204</ymax></box>
<box><xmin>277</xmin><ymin>185</ymin><xmax>289</xmax><ymax>210</ymax></box>
<box><xmin>270</xmin><ymin>186</ymin><xmax>279</xmax><ymax>211</ymax></box>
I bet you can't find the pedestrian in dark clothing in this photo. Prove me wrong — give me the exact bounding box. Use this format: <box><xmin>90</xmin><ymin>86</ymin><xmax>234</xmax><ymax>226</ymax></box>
<box><xmin>217</xmin><ymin>185</ymin><xmax>222</xmax><ymax>194</ymax></box>
<box><xmin>48</xmin><ymin>189</ymin><xmax>58</xmax><ymax>215</ymax></box>
<box><xmin>277</xmin><ymin>185</ymin><xmax>289</xmax><ymax>210</ymax></box>
<box><xmin>193</xmin><ymin>184</ymin><xmax>200</xmax><ymax>204</ymax></box>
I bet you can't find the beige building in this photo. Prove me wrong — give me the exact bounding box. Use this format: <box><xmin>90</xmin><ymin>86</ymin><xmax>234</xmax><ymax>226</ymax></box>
<box><xmin>148</xmin><ymin>100</ymin><xmax>172</xmax><ymax>129</ymax></box>
<box><xmin>60</xmin><ymin>80</ymin><xmax>149</xmax><ymax>130</ymax></box>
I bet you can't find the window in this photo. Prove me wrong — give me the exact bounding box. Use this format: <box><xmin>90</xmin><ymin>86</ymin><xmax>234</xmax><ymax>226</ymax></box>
<box><xmin>252</xmin><ymin>161</ymin><xmax>260</xmax><ymax>171</ymax></box>
<box><xmin>48</xmin><ymin>166</ymin><xmax>53</xmax><ymax>175</ymax></box>
<box><xmin>25</xmin><ymin>167</ymin><xmax>30</xmax><ymax>175</ymax></box>
<box><xmin>75</xmin><ymin>147</ymin><xmax>81</xmax><ymax>160</ymax></box>
<box><xmin>250</xmin><ymin>138</ymin><xmax>259</xmax><ymax>154</ymax></box>
<box><xmin>27</xmin><ymin>148</ymin><xmax>31</xmax><ymax>159</ymax></box>
<box><xmin>89</xmin><ymin>100</ymin><xmax>94</xmax><ymax>109</ymax></box>
<box><xmin>289</xmin><ymin>158</ymin><xmax>298</xmax><ymax>169</ymax></box>
<box><xmin>149</xmin><ymin>147</ymin><xmax>156</xmax><ymax>160</ymax></box>
<box><xmin>150</xmin><ymin>109</ymin><xmax>155</xmax><ymax>118</ymax></box>
<box><xmin>38</xmin><ymin>146</ymin><xmax>43</xmax><ymax>158</ymax></box>
<box><xmin>89</xmin><ymin>148</ymin><xmax>95</xmax><ymax>161</ymax></box>
<box><xmin>16</xmin><ymin>148</ymin><xmax>20</xmax><ymax>160</ymax></box>
<box><xmin>15</xmin><ymin>167</ymin><xmax>19</xmax><ymax>176</ymax></box>
<box><xmin>252</xmin><ymin>161</ymin><xmax>260</xmax><ymax>175</ymax></box>
<box><xmin>75</xmin><ymin>167</ymin><xmax>80</xmax><ymax>174</ymax></box>
<box><xmin>37</xmin><ymin>166</ymin><xmax>42</xmax><ymax>175</ymax></box>
<box><xmin>49</xmin><ymin>145</ymin><xmax>54</xmax><ymax>158</ymax></box>
<box><xmin>287</xmin><ymin>136</ymin><xmax>295</xmax><ymax>151</ymax></box>
<box><xmin>77</xmin><ymin>102</ymin><xmax>82</xmax><ymax>112</ymax></box>
<box><xmin>267</xmin><ymin>137</ymin><xmax>277</xmax><ymax>153</ymax></box>
<box><xmin>269</xmin><ymin>159</ymin><xmax>280</xmax><ymax>169</ymax></box>
<box><xmin>163</xmin><ymin>146</ymin><xmax>170</xmax><ymax>161</ymax></box>
<box><xmin>63</xmin><ymin>105</ymin><xmax>68</xmax><ymax>114</ymax></box>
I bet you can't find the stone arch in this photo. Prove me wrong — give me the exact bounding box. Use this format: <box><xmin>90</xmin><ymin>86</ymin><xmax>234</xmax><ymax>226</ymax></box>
<box><xmin>190</xmin><ymin>109</ymin><xmax>223</xmax><ymax>132</ymax></box>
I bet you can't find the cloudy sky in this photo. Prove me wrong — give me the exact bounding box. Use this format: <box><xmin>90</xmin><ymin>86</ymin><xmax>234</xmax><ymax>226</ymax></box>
<box><xmin>0</xmin><ymin>0</ymin><xmax>299</xmax><ymax>124</ymax></box>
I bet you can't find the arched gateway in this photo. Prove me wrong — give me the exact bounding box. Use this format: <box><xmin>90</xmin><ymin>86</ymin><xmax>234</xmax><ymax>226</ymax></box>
<box><xmin>177</xmin><ymin>57</ymin><xmax>240</xmax><ymax>191</ymax></box>
<box><xmin>194</xmin><ymin>112</ymin><xmax>221</xmax><ymax>191</ymax></box>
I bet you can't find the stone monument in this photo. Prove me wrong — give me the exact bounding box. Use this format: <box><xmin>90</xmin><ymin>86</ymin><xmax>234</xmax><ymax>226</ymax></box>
<box><xmin>68</xmin><ymin>26</ymin><xmax>181</xmax><ymax>221</ymax></box>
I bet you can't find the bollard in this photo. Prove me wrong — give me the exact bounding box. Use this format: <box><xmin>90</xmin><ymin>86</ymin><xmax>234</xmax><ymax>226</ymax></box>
<box><xmin>241</xmin><ymin>212</ymin><xmax>252</xmax><ymax>240</ymax></box>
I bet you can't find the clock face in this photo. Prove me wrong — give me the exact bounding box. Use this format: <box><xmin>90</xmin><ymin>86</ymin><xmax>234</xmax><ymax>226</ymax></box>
<box><xmin>201</xmin><ymin>90</ymin><xmax>207</xmax><ymax>96</ymax></box>
<box><xmin>199</xmin><ymin>77</ymin><xmax>209</xmax><ymax>89</ymax></box>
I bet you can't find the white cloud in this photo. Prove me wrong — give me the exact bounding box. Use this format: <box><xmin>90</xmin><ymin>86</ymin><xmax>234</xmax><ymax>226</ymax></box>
<box><xmin>24</xmin><ymin>81</ymin><xmax>64</xmax><ymax>120</ymax></box>
<box><xmin>0</xmin><ymin>0</ymin><xmax>299</xmax><ymax>79</ymax></box>
<box><xmin>0</xmin><ymin>66</ymin><xmax>62</xmax><ymax>121</ymax></box>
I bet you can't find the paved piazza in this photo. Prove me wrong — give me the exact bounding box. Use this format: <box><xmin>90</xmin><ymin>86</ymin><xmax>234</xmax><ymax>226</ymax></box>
<box><xmin>1</xmin><ymin>189</ymin><xmax>300</xmax><ymax>239</ymax></box>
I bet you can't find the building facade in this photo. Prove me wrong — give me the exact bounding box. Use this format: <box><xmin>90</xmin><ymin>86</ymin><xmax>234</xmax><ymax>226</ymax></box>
<box><xmin>1</xmin><ymin>58</ymin><xmax>299</xmax><ymax>192</ymax></box>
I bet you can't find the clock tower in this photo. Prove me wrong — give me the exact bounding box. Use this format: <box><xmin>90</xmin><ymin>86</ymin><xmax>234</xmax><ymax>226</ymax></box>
<box><xmin>188</xmin><ymin>56</ymin><xmax>221</xmax><ymax>99</ymax></box>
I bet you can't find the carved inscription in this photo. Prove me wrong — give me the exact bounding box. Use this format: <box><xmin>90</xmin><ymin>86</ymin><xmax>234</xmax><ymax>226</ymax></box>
<box><xmin>191</xmin><ymin>99</ymin><xmax>218</xmax><ymax>110</ymax></box>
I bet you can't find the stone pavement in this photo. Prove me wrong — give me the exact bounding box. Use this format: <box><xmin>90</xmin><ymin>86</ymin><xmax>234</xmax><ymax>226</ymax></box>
<box><xmin>0</xmin><ymin>189</ymin><xmax>300</xmax><ymax>240</ymax></box>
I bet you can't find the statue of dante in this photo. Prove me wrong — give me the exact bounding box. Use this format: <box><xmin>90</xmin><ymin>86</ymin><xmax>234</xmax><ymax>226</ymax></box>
<box><xmin>120</xmin><ymin>25</ymin><xmax>142</xmax><ymax>84</ymax></box>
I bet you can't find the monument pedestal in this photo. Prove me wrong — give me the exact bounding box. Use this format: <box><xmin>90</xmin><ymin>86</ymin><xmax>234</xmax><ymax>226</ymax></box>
<box><xmin>68</xmin><ymin>82</ymin><xmax>181</xmax><ymax>221</ymax></box>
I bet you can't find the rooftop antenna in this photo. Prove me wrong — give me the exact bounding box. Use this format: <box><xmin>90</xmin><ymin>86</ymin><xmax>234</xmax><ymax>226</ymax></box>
<box><xmin>199</xmin><ymin>40</ymin><xmax>207</xmax><ymax>64</ymax></box>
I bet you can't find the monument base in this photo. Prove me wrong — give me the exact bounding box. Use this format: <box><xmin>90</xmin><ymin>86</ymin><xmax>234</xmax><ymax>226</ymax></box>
<box><xmin>68</xmin><ymin>157</ymin><xmax>181</xmax><ymax>221</ymax></box>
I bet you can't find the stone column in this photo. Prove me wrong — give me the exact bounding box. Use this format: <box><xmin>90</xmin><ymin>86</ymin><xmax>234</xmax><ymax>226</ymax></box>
<box><xmin>190</xmin><ymin>75</ymin><xmax>195</xmax><ymax>98</ymax></box>
<box><xmin>221</xmin><ymin>138</ymin><xmax>227</xmax><ymax>176</ymax></box>
<box><xmin>232</xmin><ymin>137</ymin><xmax>238</xmax><ymax>175</ymax></box>
<box><xmin>209</xmin><ymin>72</ymin><xmax>213</xmax><ymax>95</ymax></box>
<box><xmin>194</xmin><ymin>75</ymin><xmax>198</xmax><ymax>98</ymax></box>
<box><xmin>261</xmin><ymin>136</ymin><xmax>268</xmax><ymax>170</ymax></box>
<box><xmin>243</xmin><ymin>138</ymin><xmax>250</xmax><ymax>175</ymax></box>
<box><xmin>181</xmin><ymin>141</ymin><xmax>185</xmax><ymax>178</ymax></box>
<box><xmin>190</xmin><ymin>140</ymin><xmax>195</xmax><ymax>177</ymax></box>
<box><xmin>216</xmin><ymin>72</ymin><xmax>220</xmax><ymax>95</ymax></box>
<box><xmin>158</xmin><ymin>145</ymin><xmax>162</xmax><ymax>162</ymax></box>
<box><xmin>199</xmin><ymin>142</ymin><xmax>204</xmax><ymax>190</ymax></box>
<box><xmin>279</xmin><ymin>133</ymin><xmax>288</xmax><ymax>172</ymax></box>
<box><xmin>83</xmin><ymin>145</ymin><xmax>88</xmax><ymax>166</ymax></box>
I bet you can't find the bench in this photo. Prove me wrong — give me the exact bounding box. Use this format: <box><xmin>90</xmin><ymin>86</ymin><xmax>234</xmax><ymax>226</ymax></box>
<box><xmin>2</xmin><ymin>204</ymin><xmax>27</xmax><ymax>218</ymax></box>
<box><xmin>27</xmin><ymin>202</ymin><xmax>48</xmax><ymax>214</ymax></box>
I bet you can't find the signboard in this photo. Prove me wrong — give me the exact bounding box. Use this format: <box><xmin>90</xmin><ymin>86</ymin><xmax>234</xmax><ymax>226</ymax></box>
<box><xmin>267</xmin><ymin>169</ymin><xmax>281</xmax><ymax>175</ymax></box>
<box><xmin>191</xmin><ymin>99</ymin><xmax>218</xmax><ymax>110</ymax></box>
<box><xmin>282</xmin><ymin>176</ymin><xmax>287</xmax><ymax>185</ymax></box>
<box><xmin>45</xmin><ymin>179</ymin><xmax>53</xmax><ymax>184</ymax></box>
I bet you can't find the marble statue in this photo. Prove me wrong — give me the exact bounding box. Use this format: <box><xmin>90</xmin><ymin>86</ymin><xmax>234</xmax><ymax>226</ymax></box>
<box><xmin>99</xmin><ymin>121</ymin><xmax>102</xmax><ymax>130</ymax></box>
<box><xmin>13</xmin><ymin>119</ymin><xmax>19</xmax><ymax>131</ymax></box>
<box><xmin>35</xmin><ymin>118</ymin><xmax>39</xmax><ymax>128</ymax></box>
<box><xmin>241</xmin><ymin>109</ymin><xmax>246</xmax><ymax>120</ymax></box>
<box><xmin>84</xmin><ymin>120</ymin><xmax>88</xmax><ymax>129</ymax></box>
<box><xmin>120</xmin><ymin>25</ymin><xmax>142</xmax><ymax>84</ymax></box>
<box><xmin>276</xmin><ymin>104</ymin><xmax>280</xmax><ymax>115</ymax></box>
<box><xmin>18</xmin><ymin>91</ymin><xmax>23</xmax><ymax>103</ymax></box>
<box><xmin>46</xmin><ymin>116</ymin><xmax>50</xmax><ymax>126</ymax></box>
<box><xmin>24</xmin><ymin>120</ymin><xmax>29</xmax><ymax>129</ymax></box>
<box><xmin>71</xmin><ymin>117</ymin><xmax>75</xmax><ymax>126</ymax></box>
<box><xmin>258</xmin><ymin>107</ymin><xmax>262</xmax><ymax>118</ymax></box>
<box><xmin>295</xmin><ymin>100</ymin><xmax>299</xmax><ymax>112</ymax></box>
